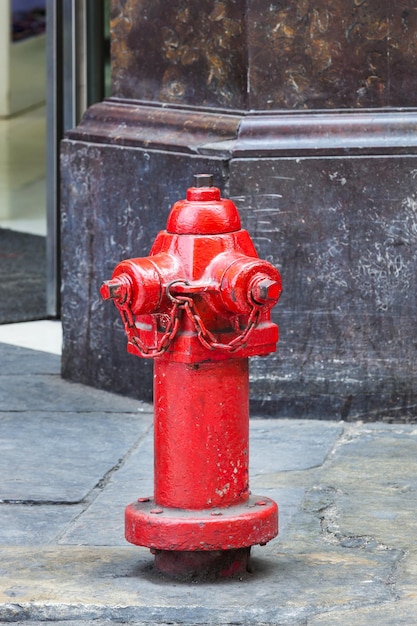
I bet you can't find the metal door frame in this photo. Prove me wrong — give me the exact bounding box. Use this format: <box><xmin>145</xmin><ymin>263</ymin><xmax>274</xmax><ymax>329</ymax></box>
<box><xmin>46</xmin><ymin>0</ymin><xmax>104</xmax><ymax>317</ymax></box>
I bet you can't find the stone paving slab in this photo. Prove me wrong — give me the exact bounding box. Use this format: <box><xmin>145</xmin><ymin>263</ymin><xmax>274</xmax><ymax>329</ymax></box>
<box><xmin>0</xmin><ymin>504</ymin><xmax>84</xmax><ymax>546</ymax></box>
<box><xmin>0</xmin><ymin>342</ymin><xmax>150</xmax><ymax>414</ymax></box>
<box><xmin>1</xmin><ymin>342</ymin><xmax>417</xmax><ymax>624</ymax></box>
<box><xmin>249</xmin><ymin>419</ymin><xmax>343</xmax><ymax>472</ymax></box>
<box><xmin>0</xmin><ymin>374</ymin><xmax>149</xmax><ymax>413</ymax></box>
<box><xmin>309</xmin><ymin>597</ymin><xmax>417</xmax><ymax>626</ymax></box>
<box><xmin>0</xmin><ymin>411</ymin><xmax>152</xmax><ymax>502</ymax></box>
<box><xmin>0</xmin><ymin>542</ymin><xmax>400</xmax><ymax>625</ymax></box>
<box><xmin>2</xmin><ymin>419</ymin><xmax>415</xmax><ymax>624</ymax></box>
<box><xmin>0</xmin><ymin>343</ymin><xmax>60</xmax><ymax>375</ymax></box>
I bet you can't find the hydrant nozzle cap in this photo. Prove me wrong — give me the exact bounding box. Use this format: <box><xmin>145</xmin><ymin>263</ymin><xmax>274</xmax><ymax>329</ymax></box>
<box><xmin>100</xmin><ymin>275</ymin><xmax>131</xmax><ymax>303</ymax></box>
<box><xmin>250</xmin><ymin>275</ymin><xmax>282</xmax><ymax>306</ymax></box>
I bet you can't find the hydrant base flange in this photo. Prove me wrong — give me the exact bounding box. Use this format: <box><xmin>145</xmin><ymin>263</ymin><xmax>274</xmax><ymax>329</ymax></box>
<box><xmin>125</xmin><ymin>495</ymin><xmax>278</xmax><ymax>551</ymax></box>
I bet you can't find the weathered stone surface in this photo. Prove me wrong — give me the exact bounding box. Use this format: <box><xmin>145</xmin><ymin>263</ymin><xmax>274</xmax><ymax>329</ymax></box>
<box><xmin>309</xmin><ymin>598</ymin><xmax>417</xmax><ymax>626</ymax></box>
<box><xmin>250</xmin><ymin>419</ymin><xmax>343</xmax><ymax>472</ymax></box>
<box><xmin>60</xmin><ymin>138</ymin><xmax>230</xmax><ymax>402</ymax></box>
<box><xmin>67</xmin><ymin>101</ymin><xmax>241</xmax><ymax>154</ymax></box>
<box><xmin>0</xmin><ymin>373</ymin><xmax>148</xmax><ymax>413</ymax></box>
<box><xmin>0</xmin><ymin>542</ymin><xmax>402</xmax><ymax>624</ymax></box>
<box><xmin>0</xmin><ymin>411</ymin><xmax>151</xmax><ymax>502</ymax></box>
<box><xmin>231</xmin><ymin>156</ymin><xmax>417</xmax><ymax>420</ymax></box>
<box><xmin>59</xmin><ymin>420</ymin><xmax>341</xmax><ymax>546</ymax></box>
<box><xmin>0</xmin><ymin>504</ymin><xmax>84</xmax><ymax>546</ymax></box>
<box><xmin>2</xmin><ymin>343</ymin><xmax>417</xmax><ymax>624</ymax></box>
<box><xmin>0</xmin><ymin>343</ymin><xmax>152</xmax><ymax>504</ymax></box>
<box><xmin>0</xmin><ymin>343</ymin><xmax>60</xmax><ymax>375</ymax></box>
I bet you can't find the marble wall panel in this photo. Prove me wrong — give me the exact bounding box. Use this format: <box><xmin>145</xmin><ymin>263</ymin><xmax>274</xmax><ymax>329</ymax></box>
<box><xmin>247</xmin><ymin>0</ymin><xmax>417</xmax><ymax>109</ymax></box>
<box><xmin>111</xmin><ymin>0</ymin><xmax>417</xmax><ymax>111</ymax></box>
<box><xmin>110</xmin><ymin>0</ymin><xmax>246</xmax><ymax>109</ymax></box>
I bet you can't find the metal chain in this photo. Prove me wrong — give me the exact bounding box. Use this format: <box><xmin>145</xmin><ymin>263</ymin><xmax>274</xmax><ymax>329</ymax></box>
<box><xmin>176</xmin><ymin>294</ymin><xmax>261</xmax><ymax>352</ymax></box>
<box><xmin>117</xmin><ymin>283</ymin><xmax>261</xmax><ymax>357</ymax></box>
<box><xmin>118</xmin><ymin>301</ymin><xmax>182</xmax><ymax>358</ymax></box>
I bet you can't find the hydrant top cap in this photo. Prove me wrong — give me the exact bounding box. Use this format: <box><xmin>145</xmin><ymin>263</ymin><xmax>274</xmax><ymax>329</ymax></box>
<box><xmin>166</xmin><ymin>185</ymin><xmax>241</xmax><ymax>235</ymax></box>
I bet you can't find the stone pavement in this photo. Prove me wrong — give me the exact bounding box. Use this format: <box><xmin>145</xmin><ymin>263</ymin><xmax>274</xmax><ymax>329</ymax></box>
<box><xmin>0</xmin><ymin>340</ymin><xmax>416</xmax><ymax>625</ymax></box>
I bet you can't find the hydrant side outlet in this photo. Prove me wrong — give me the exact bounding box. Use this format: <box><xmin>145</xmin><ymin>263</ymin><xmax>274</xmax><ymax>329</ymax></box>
<box><xmin>101</xmin><ymin>176</ymin><xmax>282</xmax><ymax>579</ymax></box>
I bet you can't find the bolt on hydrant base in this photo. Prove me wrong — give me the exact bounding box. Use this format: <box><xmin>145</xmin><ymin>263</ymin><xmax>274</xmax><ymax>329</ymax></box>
<box><xmin>101</xmin><ymin>174</ymin><xmax>282</xmax><ymax>579</ymax></box>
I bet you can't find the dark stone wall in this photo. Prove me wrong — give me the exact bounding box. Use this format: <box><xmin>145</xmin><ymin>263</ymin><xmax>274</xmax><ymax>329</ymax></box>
<box><xmin>60</xmin><ymin>138</ymin><xmax>231</xmax><ymax>402</ymax></box>
<box><xmin>61</xmin><ymin>104</ymin><xmax>417</xmax><ymax>421</ymax></box>
<box><xmin>231</xmin><ymin>156</ymin><xmax>417</xmax><ymax>420</ymax></box>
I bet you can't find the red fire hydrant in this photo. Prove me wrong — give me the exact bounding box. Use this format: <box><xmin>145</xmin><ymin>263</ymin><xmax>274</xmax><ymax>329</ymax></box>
<box><xmin>101</xmin><ymin>174</ymin><xmax>282</xmax><ymax>578</ymax></box>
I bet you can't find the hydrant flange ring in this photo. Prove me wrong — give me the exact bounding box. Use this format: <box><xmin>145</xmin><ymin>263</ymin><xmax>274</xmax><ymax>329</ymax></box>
<box><xmin>126</xmin><ymin>494</ymin><xmax>278</xmax><ymax>551</ymax></box>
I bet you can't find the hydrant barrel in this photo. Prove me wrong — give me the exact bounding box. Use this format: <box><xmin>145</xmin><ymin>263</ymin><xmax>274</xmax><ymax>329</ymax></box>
<box><xmin>101</xmin><ymin>175</ymin><xmax>282</xmax><ymax>579</ymax></box>
<box><xmin>154</xmin><ymin>358</ymin><xmax>249</xmax><ymax>509</ymax></box>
